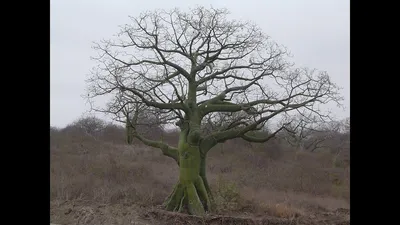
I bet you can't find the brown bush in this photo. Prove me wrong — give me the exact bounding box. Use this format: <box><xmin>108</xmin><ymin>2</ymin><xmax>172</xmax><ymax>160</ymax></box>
<box><xmin>50</xmin><ymin>117</ymin><xmax>349</xmax><ymax>224</ymax></box>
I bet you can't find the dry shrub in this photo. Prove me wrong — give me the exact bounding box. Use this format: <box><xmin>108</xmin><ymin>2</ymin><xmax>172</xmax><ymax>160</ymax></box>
<box><xmin>50</xmin><ymin>129</ymin><xmax>175</xmax><ymax>207</ymax></box>
<box><xmin>260</xmin><ymin>202</ymin><xmax>303</xmax><ymax>219</ymax></box>
<box><xmin>51</xmin><ymin>118</ymin><xmax>349</xmax><ymax>222</ymax></box>
<box><xmin>213</xmin><ymin>175</ymin><xmax>241</xmax><ymax>213</ymax></box>
<box><xmin>100</xmin><ymin>124</ymin><xmax>126</xmax><ymax>143</ymax></box>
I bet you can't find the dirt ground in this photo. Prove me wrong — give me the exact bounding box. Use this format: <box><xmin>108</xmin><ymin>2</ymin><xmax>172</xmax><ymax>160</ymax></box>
<box><xmin>50</xmin><ymin>200</ymin><xmax>349</xmax><ymax>225</ymax></box>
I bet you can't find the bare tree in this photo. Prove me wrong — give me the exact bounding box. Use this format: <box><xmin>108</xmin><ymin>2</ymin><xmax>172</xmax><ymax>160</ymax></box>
<box><xmin>343</xmin><ymin>117</ymin><xmax>350</xmax><ymax>133</ymax></box>
<box><xmin>282</xmin><ymin>116</ymin><xmax>349</xmax><ymax>154</ymax></box>
<box><xmin>65</xmin><ymin>116</ymin><xmax>106</xmax><ymax>138</ymax></box>
<box><xmin>282</xmin><ymin>117</ymin><xmax>328</xmax><ymax>152</ymax></box>
<box><xmin>93</xmin><ymin>91</ymin><xmax>169</xmax><ymax>144</ymax></box>
<box><xmin>85</xmin><ymin>7</ymin><xmax>343</xmax><ymax>215</ymax></box>
<box><xmin>322</xmin><ymin>119</ymin><xmax>350</xmax><ymax>158</ymax></box>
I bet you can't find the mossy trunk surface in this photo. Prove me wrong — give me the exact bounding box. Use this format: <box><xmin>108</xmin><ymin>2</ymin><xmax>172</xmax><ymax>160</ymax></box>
<box><xmin>162</xmin><ymin>81</ymin><xmax>217</xmax><ymax>215</ymax></box>
<box><xmin>164</xmin><ymin>124</ymin><xmax>212</xmax><ymax>215</ymax></box>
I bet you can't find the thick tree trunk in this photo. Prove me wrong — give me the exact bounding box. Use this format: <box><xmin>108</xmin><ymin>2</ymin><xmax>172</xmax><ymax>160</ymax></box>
<box><xmin>126</xmin><ymin>116</ymin><xmax>133</xmax><ymax>145</ymax></box>
<box><xmin>126</xmin><ymin>125</ymin><xmax>133</xmax><ymax>144</ymax></box>
<box><xmin>164</xmin><ymin>143</ymin><xmax>211</xmax><ymax>215</ymax></box>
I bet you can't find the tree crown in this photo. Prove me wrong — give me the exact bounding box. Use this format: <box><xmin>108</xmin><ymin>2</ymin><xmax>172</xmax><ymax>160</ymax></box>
<box><xmin>86</xmin><ymin>6</ymin><xmax>343</xmax><ymax>146</ymax></box>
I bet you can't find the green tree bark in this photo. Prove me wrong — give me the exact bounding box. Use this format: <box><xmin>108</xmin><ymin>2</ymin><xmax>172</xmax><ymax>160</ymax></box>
<box><xmin>163</xmin><ymin>127</ymin><xmax>212</xmax><ymax>215</ymax></box>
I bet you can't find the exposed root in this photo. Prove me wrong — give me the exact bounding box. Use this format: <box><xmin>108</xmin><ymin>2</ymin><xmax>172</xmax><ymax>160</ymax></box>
<box><xmin>186</xmin><ymin>182</ymin><xmax>205</xmax><ymax>215</ymax></box>
<box><xmin>164</xmin><ymin>183</ymin><xmax>184</xmax><ymax>211</ymax></box>
<box><xmin>164</xmin><ymin>176</ymin><xmax>211</xmax><ymax>216</ymax></box>
<box><xmin>178</xmin><ymin>192</ymin><xmax>186</xmax><ymax>212</ymax></box>
<box><xmin>194</xmin><ymin>175</ymin><xmax>211</xmax><ymax>212</ymax></box>
<box><xmin>200</xmin><ymin>174</ymin><xmax>214</xmax><ymax>202</ymax></box>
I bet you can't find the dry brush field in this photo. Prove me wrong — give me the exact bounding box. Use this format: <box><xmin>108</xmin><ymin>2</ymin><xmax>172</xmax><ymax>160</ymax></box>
<box><xmin>50</xmin><ymin>119</ymin><xmax>350</xmax><ymax>225</ymax></box>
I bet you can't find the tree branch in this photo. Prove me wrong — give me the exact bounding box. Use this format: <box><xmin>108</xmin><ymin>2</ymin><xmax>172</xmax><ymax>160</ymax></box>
<box><xmin>203</xmin><ymin>100</ymin><xmax>314</xmax><ymax>145</ymax></box>
<box><xmin>85</xmin><ymin>7</ymin><xmax>344</xmax><ymax>159</ymax></box>
<box><xmin>120</xmin><ymin>85</ymin><xmax>188</xmax><ymax>112</ymax></box>
<box><xmin>132</xmin><ymin>131</ymin><xmax>179</xmax><ymax>164</ymax></box>
<box><xmin>240</xmin><ymin>125</ymin><xmax>288</xmax><ymax>143</ymax></box>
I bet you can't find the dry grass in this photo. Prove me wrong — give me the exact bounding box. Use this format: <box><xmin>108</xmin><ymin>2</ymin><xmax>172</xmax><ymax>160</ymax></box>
<box><xmin>50</xmin><ymin>122</ymin><xmax>349</xmax><ymax>224</ymax></box>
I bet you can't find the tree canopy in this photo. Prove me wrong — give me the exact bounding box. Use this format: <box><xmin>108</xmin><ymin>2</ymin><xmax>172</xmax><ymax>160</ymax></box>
<box><xmin>85</xmin><ymin>6</ymin><xmax>343</xmax><ymax>215</ymax></box>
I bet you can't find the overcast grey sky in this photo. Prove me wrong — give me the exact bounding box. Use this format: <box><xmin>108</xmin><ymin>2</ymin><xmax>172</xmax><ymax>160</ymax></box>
<box><xmin>50</xmin><ymin>0</ymin><xmax>349</xmax><ymax>128</ymax></box>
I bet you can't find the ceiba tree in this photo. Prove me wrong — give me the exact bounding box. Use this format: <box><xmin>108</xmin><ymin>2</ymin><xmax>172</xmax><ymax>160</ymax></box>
<box><xmin>85</xmin><ymin>7</ymin><xmax>342</xmax><ymax>215</ymax></box>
